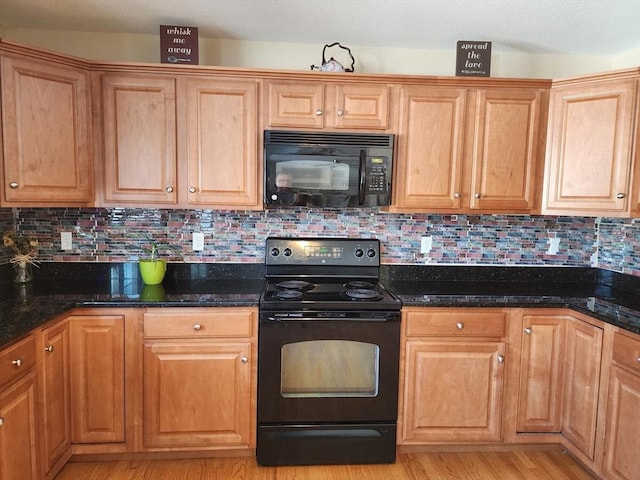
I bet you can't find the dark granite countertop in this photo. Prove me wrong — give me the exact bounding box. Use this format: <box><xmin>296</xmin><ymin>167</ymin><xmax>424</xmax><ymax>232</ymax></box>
<box><xmin>1</xmin><ymin>263</ymin><xmax>639</xmax><ymax>349</ymax></box>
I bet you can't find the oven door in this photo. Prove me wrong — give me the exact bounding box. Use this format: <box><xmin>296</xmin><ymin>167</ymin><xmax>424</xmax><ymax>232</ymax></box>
<box><xmin>257</xmin><ymin>312</ymin><xmax>400</xmax><ymax>424</ymax></box>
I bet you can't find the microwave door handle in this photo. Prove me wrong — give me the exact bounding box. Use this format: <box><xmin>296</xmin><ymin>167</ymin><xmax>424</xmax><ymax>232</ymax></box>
<box><xmin>358</xmin><ymin>150</ymin><xmax>366</xmax><ymax>205</ymax></box>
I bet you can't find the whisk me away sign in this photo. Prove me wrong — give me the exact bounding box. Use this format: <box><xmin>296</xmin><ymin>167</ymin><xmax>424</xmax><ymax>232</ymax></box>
<box><xmin>160</xmin><ymin>25</ymin><xmax>199</xmax><ymax>64</ymax></box>
<box><xmin>456</xmin><ymin>41</ymin><xmax>491</xmax><ymax>77</ymax></box>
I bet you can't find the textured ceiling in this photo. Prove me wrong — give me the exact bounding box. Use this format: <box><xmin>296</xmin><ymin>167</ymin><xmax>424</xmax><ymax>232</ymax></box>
<box><xmin>0</xmin><ymin>0</ymin><xmax>638</xmax><ymax>55</ymax></box>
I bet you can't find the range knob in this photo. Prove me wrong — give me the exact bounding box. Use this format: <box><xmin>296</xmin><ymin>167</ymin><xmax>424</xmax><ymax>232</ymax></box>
<box><xmin>283</xmin><ymin>248</ymin><xmax>292</xmax><ymax>257</ymax></box>
<box><xmin>354</xmin><ymin>248</ymin><xmax>364</xmax><ymax>258</ymax></box>
<box><xmin>367</xmin><ymin>249</ymin><xmax>377</xmax><ymax>258</ymax></box>
<box><xmin>270</xmin><ymin>247</ymin><xmax>280</xmax><ymax>257</ymax></box>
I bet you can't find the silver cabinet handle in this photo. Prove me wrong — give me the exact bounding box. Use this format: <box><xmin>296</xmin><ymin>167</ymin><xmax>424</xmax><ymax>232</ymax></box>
<box><xmin>337</xmin><ymin>109</ymin><xmax>345</xmax><ymax>116</ymax></box>
<box><xmin>456</xmin><ymin>322</ymin><xmax>464</xmax><ymax>330</ymax></box>
<box><xmin>189</xmin><ymin>187</ymin><xmax>196</xmax><ymax>193</ymax></box>
<box><xmin>44</xmin><ymin>345</ymin><xmax>54</xmax><ymax>353</ymax></box>
<box><xmin>474</xmin><ymin>193</ymin><xmax>481</xmax><ymax>199</ymax></box>
<box><xmin>166</xmin><ymin>186</ymin><xmax>174</xmax><ymax>193</ymax></box>
<box><xmin>616</xmin><ymin>193</ymin><xmax>625</xmax><ymax>199</ymax></box>
<box><xmin>193</xmin><ymin>324</ymin><xmax>201</xmax><ymax>331</ymax></box>
<box><xmin>315</xmin><ymin>109</ymin><xmax>323</xmax><ymax>116</ymax></box>
<box><xmin>9</xmin><ymin>182</ymin><xmax>18</xmax><ymax>189</ymax></box>
<box><xmin>0</xmin><ymin>417</ymin><xmax>4</xmax><ymax>426</ymax></box>
<box><xmin>454</xmin><ymin>192</ymin><xmax>461</xmax><ymax>199</ymax></box>
<box><xmin>12</xmin><ymin>358</ymin><xmax>23</xmax><ymax>367</ymax></box>
<box><xmin>497</xmin><ymin>355</ymin><xmax>505</xmax><ymax>363</ymax></box>
<box><xmin>241</xmin><ymin>356</ymin><xmax>248</xmax><ymax>364</ymax></box>
<box><xmin>524</xmin><ymin>327</ymin><xmax>532</xmax><ymax>334</ymax></box>
<box><xmin>637</xmin><ymin>357</ymin><xmax>640</xmax><ymax>364</ymax></box>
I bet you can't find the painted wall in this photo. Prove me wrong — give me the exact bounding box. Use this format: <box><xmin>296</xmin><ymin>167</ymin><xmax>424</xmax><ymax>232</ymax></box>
<box><xmin>1</xmin><ymin>28</ymin><xmax>638</xmax><ymax>79</ymax></box>
<box><xmin>3</xmin><ymin>207</ymin><xmax>640</xmax><ymax>277</ymax></box>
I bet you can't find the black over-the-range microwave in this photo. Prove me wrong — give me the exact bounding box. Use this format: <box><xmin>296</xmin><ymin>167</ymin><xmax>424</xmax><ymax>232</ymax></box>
<box><xmin>263</xmin><ymin>130</ymin><xmax>395</xmax><ymax>208</ymax></box>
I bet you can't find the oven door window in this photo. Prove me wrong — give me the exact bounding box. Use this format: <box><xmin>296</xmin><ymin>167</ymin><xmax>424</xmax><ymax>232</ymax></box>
<box><xmin>281</xmin><ymin>340</ymin><xmax>379</xmax><ymax>398</ymax></box>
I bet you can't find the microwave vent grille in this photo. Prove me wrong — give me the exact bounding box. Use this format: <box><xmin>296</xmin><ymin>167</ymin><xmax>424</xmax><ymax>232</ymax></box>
<box><xmin>266</xmin><ymin>130</ymin><xmax>393</xmax><ymax>148</ymax></box>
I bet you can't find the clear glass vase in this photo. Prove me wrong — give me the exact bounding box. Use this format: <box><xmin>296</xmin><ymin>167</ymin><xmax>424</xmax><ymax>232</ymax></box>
<box><xmin>13</xmin><ymin>261</ymin><xmax>33</xmax><ymax>284</ymax></box>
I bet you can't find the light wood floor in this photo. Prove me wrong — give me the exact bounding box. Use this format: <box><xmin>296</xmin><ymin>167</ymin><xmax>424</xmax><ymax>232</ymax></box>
<box><xmin>55</xmin><ymin>448</ymin><xmax>599</xmax><ymax>480</ymax></box>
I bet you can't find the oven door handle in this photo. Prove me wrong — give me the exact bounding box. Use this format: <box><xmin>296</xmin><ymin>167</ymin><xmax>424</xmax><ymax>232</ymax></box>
<box><xmin>358</xmin><ymin>149</ymin><xmax>366</xmax><ymax>205</ymax></box>
<box><xmin>265</xmin><ymin>315</ymin><xmax>394</xmax><ymax>322</ymax></box>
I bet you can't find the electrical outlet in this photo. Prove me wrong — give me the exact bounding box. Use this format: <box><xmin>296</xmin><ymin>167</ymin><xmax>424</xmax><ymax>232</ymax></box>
<box><xmin>420</xmin><ymin>236</ymin><xmax>433</xmax><ymax>254</ymax></box>
<box><xmin>547</xmin><ymin>237</ymin><xmax>560</xmax><ymax>255</ymax></box>
<box><xmin>61</xmin><ymin>232</ymin><xmax>73</xmax><ymax>250</ymax></box>
<box><xmin>192</xmin><ymin>232</ymin><xmax>205</xmax><ymax>251</ymax></box>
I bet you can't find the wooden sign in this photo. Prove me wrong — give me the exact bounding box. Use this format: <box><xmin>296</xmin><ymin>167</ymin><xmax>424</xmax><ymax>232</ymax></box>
<box><xmin>456</xmin><ymin>41</ymin><xmax>491</xmax><ymax>77</ymax></box>
<box><xmin>160</xmin><ymin>25</ymin><xmax>199</xmax><ymax>65</ymax></box>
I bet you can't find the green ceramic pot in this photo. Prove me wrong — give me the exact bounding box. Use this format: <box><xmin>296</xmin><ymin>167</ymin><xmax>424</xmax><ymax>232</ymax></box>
<box><xmin>139</xmin><ymin>259</ymin><xmax>167</xmax><ymax>285</ymax></box>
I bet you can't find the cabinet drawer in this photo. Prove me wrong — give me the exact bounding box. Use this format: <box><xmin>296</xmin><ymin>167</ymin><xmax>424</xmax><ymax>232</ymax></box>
<box><xmin>612</xmin><ymin>331</ymin><xmax>640</xmax><ymax>374</ymax></box>
<box><xmin>144</xmin><ymin>308</ymin><xmax>255</xmax><ymax>338</ymax></box>
<box><xmin>0</xmin><ymin>335</ymin><xmax>36</xmax><ymax>388</ymax></box>
<box><xmin>405</xmin><ymin>310</ymin><xmax>506</xmax><ymax>337</ymax></box>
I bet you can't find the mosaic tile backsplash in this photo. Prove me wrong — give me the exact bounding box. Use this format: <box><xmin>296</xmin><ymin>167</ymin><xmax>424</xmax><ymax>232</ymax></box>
<box><xmin>1</xmin><ymin>207</ymin><xmax>639</xmax><ymax>277</ymax></box>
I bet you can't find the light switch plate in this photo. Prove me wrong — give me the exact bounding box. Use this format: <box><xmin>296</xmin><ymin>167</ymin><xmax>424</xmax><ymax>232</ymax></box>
<box><xmin>61</xmin><ymin>232</ymin><xmax>73</xmax><ymax>250</ymax></box>
<box><xmin>420</xmin><ymin>236</ymin><xmax>433</xmax><ymax>254</ymax></box>
<box><xmin>192</xmin><ymin>232</ymin><xmax>205</xmax><ymax>251</ymax></box>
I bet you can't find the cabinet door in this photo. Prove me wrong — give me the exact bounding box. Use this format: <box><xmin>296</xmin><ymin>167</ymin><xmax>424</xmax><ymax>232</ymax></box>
<box><xmin>69</xmin><ymin>315</ymin><xmax>125</xmax><ymax>443</ymax></box>
<box><xmin>1</xmin><ymin>54</ymin><xmax>92</xmax><ymax>205</ymax></box>
<box><xmin>143</xmin><ymin>341</ymin><xmax>254</xmax><ymax>448</ymax></box>
<box><xmin>266</xmin><ymin>81</ymin><xmax>325</xmax><ymax>128</ymax></box>
<box><xmin>0</xmin><ymin>373</ymin><xmax>39</xmax><ymax>480</ymax></box>
<box><xmin>517</xmin><ymin>314</ymin><xmax>565</xmax><ymax>432</ymax></box>
<box><xmin>185</xmin><ymin>78</ymin><xmax>260</xmax><ymax>207</ymax></box>
<box><xmin>100</xmin><ymin>74</ymin><xmax>177</xmax><ymax>204</ymax></box>
<box><xmin>602</xmin><ymin>367</ymin><xmax>640</xmax><ymax>480</ymax></box>
<box><xmin>334</xmin><ymin>84</ymin><xmax>391</xmax><ymax>130</ymax></box>
<box><xmin>400</xmin><ymin>340</ymin><xmax>505</xmax><ymax>443</ymax></box>
<box><xmin>394</xmin><ymin>86</ymin><xmax>468</xmax><ymax>209</ymax></box>
<box><xmin>561</xmin><ymin>317</ymin><xmax>603</xmax><ymax>459</ymax></box>
<box><xmin>468</xmin><ymin>88</ymin><xmax>545</xmax><ymax>212</ymax></box>
<box><xmin>39</xmin><ymin>320</ymin><xmax>71</xmax><ymax>475</ymax></box>
<box><xmin>543</xmin><ymin>78</ymin><xmax>637</xmax><ymax>215</ymax></box>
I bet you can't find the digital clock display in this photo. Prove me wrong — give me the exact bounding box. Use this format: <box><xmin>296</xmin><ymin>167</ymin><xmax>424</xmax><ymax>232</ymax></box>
<box><xmin>305</xmin><ymin>246</ymin><xmax>342</xmax><ymax>258</ymax></box>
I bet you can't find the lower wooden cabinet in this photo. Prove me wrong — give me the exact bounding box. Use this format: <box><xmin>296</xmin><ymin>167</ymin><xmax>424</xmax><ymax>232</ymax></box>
<box><xmin>38</xmin><ymin>319</ymin><xmax>71</xmax><ymax>476</ymax></box>
<box><xmin>600</xmin><ymin>329</ymin><xmax>640</xmax><ymax>480</ymax></box>
<box><xmin>0</xmin><ymin>335</ymin><xmax>39</xmax><ymax>480</ymax></box>
<box><xmin>142</xmin><ymin>307</ymin><xmax>257</xmax><ymax>450</ymax></box>
<box><xmin>399</xmin><ymin>308</ymin><xmax>508</xmax><ymax>444</ymax></box>
<box><xmin>561</xmin><ymin>316</ymin><xmax>603</xmax><ymax>460</ymax></box>
<box><xmin>517</xmin><ymin>313</ymin><xmax>565</xmax><ymax>432</ymax></box>
<box><xmin>69</xmin><ymin>314</ymin><xmax>125</xmax><ymax>444</ymax></box>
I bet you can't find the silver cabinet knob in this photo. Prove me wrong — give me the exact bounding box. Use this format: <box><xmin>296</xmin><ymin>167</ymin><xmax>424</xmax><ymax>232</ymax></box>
<box><xmin>241</xmin><ymin>356</ymin><xmax>248</xmax><ymax>364</ymax></box>
<box><xmin>166</xmin><ymin>186</ymin><xmax>174</xmax><ymax>193</ymax></box>
<box><xmin>315</xmin><ymin>109</ymin><xmax>323</xmax><ymax>116</ymax></box>
<box><xmin>337</xmin><ymin>109</ymin><xmax>345</xmax><ymax>116</ymax></box>
<box><xmin>189</xmin><ymin>187</ymin><xmax>196</xmax><ymax>193</ymax></box>
<box><xmin>193</xmin><ymin>324</ymin><xmax>201</xmax><ymax>331</ymax></box>
<box><xmin>9</xmin><ymin>182</ymin><xmax>18</xmax><ymax>189</ymax></box>
<box><xmin>524</xmin><ymin>327</ymin><xmax>532</xmax><ymax>335</ymax></box>
<box><xmin>12</xmin><ymin>358</ymin><xmax>23</xmax><ymax>367</ymax></box>
<box><xmin>474</xmin><ymin>193</ymin><xmax>481</xmax><ymax>199</ymax></box>
<box><xmin>0</xmin><ymin>417</ymin><xmax>4</xmax><ymax>426</ymax></box>
<box><xmin>454</xmin><ymin>192</ymin><xmax>461</xmax><ymax>199</ymax></box>
<box><xmin>456</xmin><ymin>322</ymin><xmax>464</xmax><ymax>330</ymax></box>
<box><xmin>616</xmin><ymin>193</ymin><xmax>625</xmax><ymax>199</ymax></box>
<box><xmin>497</xmin><ymin>355</ymin><xmax>505</xmax><ymax>363</ymax></box>
<box><xmin>637</xmin><ymin>357</ymin><xmax>640</xmax><ymax>364</ymax></box>
<box><xmin>44</xmin><ymin>345</ymin><xmax>55</xmax><ymax>353</ymax></box>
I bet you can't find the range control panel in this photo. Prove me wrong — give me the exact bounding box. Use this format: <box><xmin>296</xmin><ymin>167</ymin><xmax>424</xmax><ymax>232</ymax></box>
<box><xmin>265</xmin><ymin>237</ymin><xmax>380</xmax><ymax>266</ymax></box>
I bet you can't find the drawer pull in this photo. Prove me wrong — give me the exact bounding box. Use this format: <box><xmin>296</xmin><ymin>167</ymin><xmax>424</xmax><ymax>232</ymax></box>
<box><xmin>497</xmin><ymin>355</ymin><xmax>505</xmax><ymax>363</ymax></box>
<box><xmin>616</xmin><ymin>193</ymin><xmax>625</xmax><ymax>199</ymax></box>
<box><xmin>315</xmin><ymin>109</ymin><xmax>323</xmax><ymax>116</ymax></box>
<box><xmin>12</xmin><ymin>358</ymin><xmax>23</xmax><ymax>367</ymax></box>
<box><xmin>241</xmin><ymin>356</ymin><xmax>248</xmax><ymax>364</ymax></box>
<box><xmin>193</xmin><ymin>324</ymin><xmax>202</xmax><ymax>331</ymax></box>
<box><xmin>44</xmin><ymin>345</ymin><xmax>54</xmax><ymax>353</ymax></box>
<box><xmin>9</xmin><ymin>182</ymin><xmax>18</xmax><ymax>189</ymax></box>
<box><xmin>456</xmin><ymin>322</ymin><xmax>464</xmax><ymax>330</ymax></box>
<box><xmin>524</xmin><ymin>327</ymin><xmax>532</xmax><ymax>334</ymax></box>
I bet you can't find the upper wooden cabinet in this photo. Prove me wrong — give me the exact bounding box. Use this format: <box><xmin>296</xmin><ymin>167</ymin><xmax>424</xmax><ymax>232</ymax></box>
<box><xmin>393</xmin><ymin>85</ymin><xmax>547</xmax><ymax>213</ymax></box>
<box><xmin>265</xmin><ymin>80</ymin><xmax>392</xmax><ymax>130</ymax></box>
<box><xmin>96</xmin><ymin>73</ymin><xmax>260</xmax><ymax>209</ymax></box>
<box><xmin>0</xmin><ymin>53</ymin><xmax>93</xmax><ymax>206</ymax></box>
<box><xmin>542</xmin><ymin>70</ymin><xmax>639</xmax><ymax>216</ymax></box>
